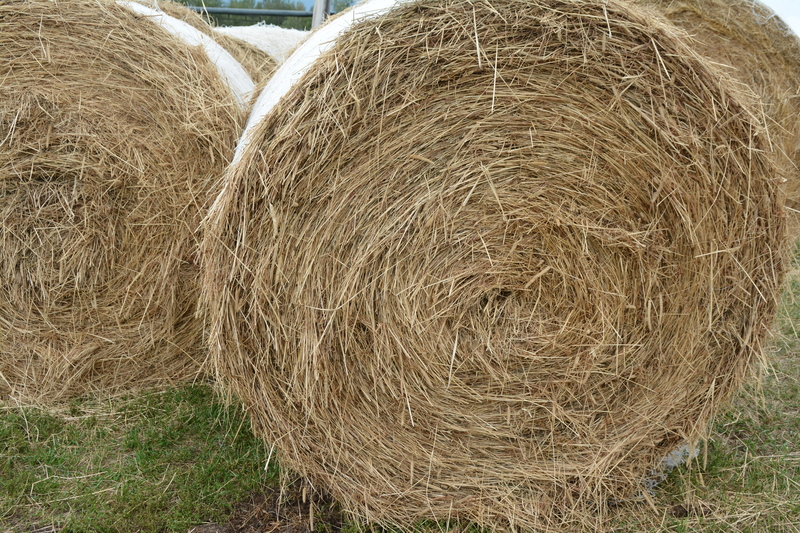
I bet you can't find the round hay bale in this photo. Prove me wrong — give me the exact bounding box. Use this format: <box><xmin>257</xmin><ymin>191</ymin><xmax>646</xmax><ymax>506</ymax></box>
<box><xmin>141</xmin><ymin>0</ymin><xmax>279</xmax><ymax>84</ymax></box>
<box><xmin>212</xmin><ymin>31</ymin><xmax>278</xmax><ymax>86</ymax></box>
<box><xmin>214</xmin><ymin>24</ymin><xmax>309</xmax><ymax>64</ymax></box>
<box><xmin>633</xmin><ymin>0</ymin><xmax>800</xmax><ymax>226</ymax></box>
<box><xmin>0</xmin><ymin>0</ymin><xmax>249</xmax><ymax>401</ymax></box>
<box><xmin>202</xmin><ymin>0</ymin><xmax>786</xmax><ymax>530</ymax></box>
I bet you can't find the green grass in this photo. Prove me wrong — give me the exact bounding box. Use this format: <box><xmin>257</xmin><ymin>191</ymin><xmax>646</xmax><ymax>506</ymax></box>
<box><xmin>2</xmin><ymin>281</ymin><xmax>800</xmax><ymax>533</ymax></box>
<box><xmin>0</xmin><ymin>385</ymin><xmax>276</xmax><ymax>532</ymax></box>
<box><xmin>606</xmin><ymin>268</ymin><xmax>800</xmax><ymax>532</ymax></box>
<box><xmin>607</xmin><ymin>360</ymin><xmax>800</xmax><ymax>532</ymax></box>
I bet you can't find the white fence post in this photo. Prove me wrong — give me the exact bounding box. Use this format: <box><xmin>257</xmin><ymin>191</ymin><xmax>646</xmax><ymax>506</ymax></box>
<box><xmin>312</xmin><ymin>0</ymin><xmax>331</xmax><ymax>28</ymax></box>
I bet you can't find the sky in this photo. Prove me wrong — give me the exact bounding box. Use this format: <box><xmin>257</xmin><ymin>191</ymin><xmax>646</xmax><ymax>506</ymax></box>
<box><xmin>758</xmin><ymin>0</ymin><xmax>800</xmax><ymax>36</ymax></box>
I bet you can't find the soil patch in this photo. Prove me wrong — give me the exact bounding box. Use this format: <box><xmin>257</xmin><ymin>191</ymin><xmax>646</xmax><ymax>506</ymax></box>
<box><xmin>191</xmin><ymin>482</ymin><xmax>345</xmax><ymax>533</ymax></box>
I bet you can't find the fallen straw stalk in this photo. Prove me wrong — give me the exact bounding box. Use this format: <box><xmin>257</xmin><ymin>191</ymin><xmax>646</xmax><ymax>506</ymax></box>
<box><xmin>202</xmin><ymin>0</ymin><xmax>786</xmax><ymax>530</ymax></box>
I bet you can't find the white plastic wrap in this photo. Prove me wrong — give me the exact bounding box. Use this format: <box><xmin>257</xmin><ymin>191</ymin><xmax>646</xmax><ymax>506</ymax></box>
<box><xmin>232</xmin><ymin>0</ymin><xmax>406</xmax><ymax>164</ymax></box>
<box><xmin>117</xmin><ymin>0</ymin><xmax>255</xmax><ymax>108</ymax></box>
<box><xmin>214</xmin><ymin>24</ymin><xmax>308</xmax><ymax>64</ymax></box>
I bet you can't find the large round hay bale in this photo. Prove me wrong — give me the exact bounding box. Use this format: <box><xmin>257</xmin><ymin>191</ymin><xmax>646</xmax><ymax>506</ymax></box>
<box><xmin>144</xmin><ymin>0</ymin><xmax>279</xmax><ymax>84</ymax></box>
<box><xmin>633</xmin><ymin>0</ymin><xmax>800</xmax><ymax>223</ymax></box>
<box><xmin>202</xmin><ymin>0</ymin><xmax>786</xmax><ymax>530</ymax></box>
<box><xmin>0</xmin><ymin>0</ymin><xmax>251</xmax><ymax>401</ymax></box>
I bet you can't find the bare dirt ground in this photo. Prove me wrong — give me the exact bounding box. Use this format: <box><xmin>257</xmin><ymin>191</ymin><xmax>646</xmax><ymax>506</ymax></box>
<box><xmin>190</xmin><ymin>482</ymin><xmax>345</xmax><ymax>533</ymax></box>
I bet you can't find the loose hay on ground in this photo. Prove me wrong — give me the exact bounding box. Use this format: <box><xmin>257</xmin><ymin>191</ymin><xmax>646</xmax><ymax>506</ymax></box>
<box><xmin>633</xmin><ymin>0</ymin><xmax>800</xmax><ymax>226</ymax></box>
<box><xmin>202</xmin><ymin>0</ymin><xmax>786</xmax><ymax>531</ymax></box>
<box><xmin>0</xmin><ymin>0</ymin><xmax>248</xmax><ymax>402</ymax></box>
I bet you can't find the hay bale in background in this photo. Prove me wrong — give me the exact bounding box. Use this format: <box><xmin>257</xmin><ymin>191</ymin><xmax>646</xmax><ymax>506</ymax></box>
<box><xmin>633</xmin><ymin>0</ymin><xmax>800</xmax><ymax>224</ymax></box>
<box><xmin>0</xmin><ymin>0</ymin><xmax>249</xmax><ymax>401</ymax></box>
<box><xmin>202</xmin><ymin>0</ymin><xmax>785</xmax><ymax>530</ymax></box>
<box><xmin>145</xmin><ymin>0</ymin><xmax>278</xmax><ymax>84</ymax></box>
<box><xmin>215</xmin><ymin>24</ymin><xmax>309</xmax><ymax>64</ymax></box>
<box><xmin>212</xmin><ymin>32</ymin><xmax>278</xmax><ymax>86</ymax></box>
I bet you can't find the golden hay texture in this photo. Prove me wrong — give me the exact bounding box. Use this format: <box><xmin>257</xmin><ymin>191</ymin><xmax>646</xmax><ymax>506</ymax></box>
<box><xmin>213</xmin><ymin>31</ymin><xmax>277</xmax><ymax>86</ymax></box>
<box><xmin>633</xmin><ymin>0</ymin><xmax>800</xmax><ymax>222</ymax></box>
<box><xmin>0</xmin><ymin>0</ymin><xmax>246</xmax><ymax>402</ymax></box>
<box><xmin>202</xmin><ymin>0</ymin><xmax>786</xmax><ymax>530</ymax></box>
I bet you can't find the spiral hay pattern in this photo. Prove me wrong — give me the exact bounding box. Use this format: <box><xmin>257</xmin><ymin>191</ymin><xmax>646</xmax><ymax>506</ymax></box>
<box><xmin>202</xmin><ymin>0</ymin><xmax>786</xmax><ymax>530</ymax></box>
<box><xmin>0</xmin><ymin>0</ymin><xmax>247</xmax><ymax>401</ymax></box>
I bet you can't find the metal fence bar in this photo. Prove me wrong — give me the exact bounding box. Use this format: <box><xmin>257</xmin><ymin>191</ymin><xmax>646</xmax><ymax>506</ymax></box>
<box><xmin>186</xmin><ymin>6</ymin><xmax>313</xmax><ymax>18</ymax></box>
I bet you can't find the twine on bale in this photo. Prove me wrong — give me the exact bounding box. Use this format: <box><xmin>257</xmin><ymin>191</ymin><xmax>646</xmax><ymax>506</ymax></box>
<box><xmin>0</xmin><ymin>0</ymin><xmax>249</xmax><ymax>402</ymax></box>
<box><xmin>633</xmin><ymin>0</ymin><xmax>800</xmax><ymax>227</ymax></box>
<box><xmin>202</xmin><ymin>0</ymin><xmax>786</xmax><ymax>530</ymax></box>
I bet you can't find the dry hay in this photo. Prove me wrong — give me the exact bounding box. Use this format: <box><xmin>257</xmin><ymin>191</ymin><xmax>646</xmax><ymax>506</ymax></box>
<box><xmin>202</xmin><ymin>0</ymin><xmax>786</xmax><ymax>531</ymax></box>
<box><xmin>116</xmin><ymin>0</ymin><xmax>262</xmax><ymax>94</ymax></box>
<box><xmin>632</xmin><ymin>0</ymin><xmax>800</xmax><ymax>225</ymax></box>
<box><xmin>214</xmin><ymin>24</ymin><xmax>309</xmax><ymax>64</ymax></box>
<box><xmin>0</xmin><ymin>0</ymin><xmax>247</xmax><ymax>402</ymax></box>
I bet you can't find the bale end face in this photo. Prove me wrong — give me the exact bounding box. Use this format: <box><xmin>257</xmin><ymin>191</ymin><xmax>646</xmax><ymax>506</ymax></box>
<box><xmin>0</xmin><ymin>0</ymin><xmax>245</xmax><ymax>401</ymax></box>
<box><xmin>202</xmin><ymin>0</ymin><xmax>786</xmax><ymax>530</ymax></box>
